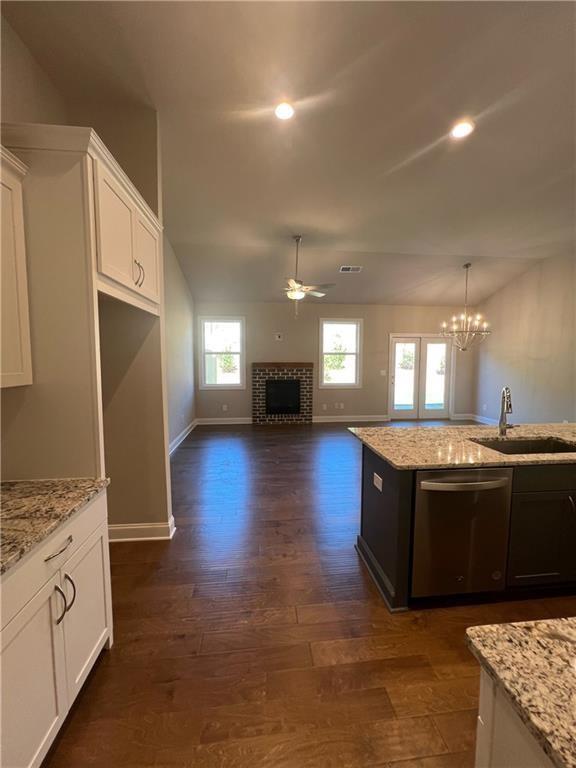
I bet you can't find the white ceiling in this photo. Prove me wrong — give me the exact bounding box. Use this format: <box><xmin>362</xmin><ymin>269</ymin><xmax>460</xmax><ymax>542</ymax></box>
<box><xmin>5</xmin><ymin>1</ymin><xmax>575</xmax><ymax>304</ymax></box>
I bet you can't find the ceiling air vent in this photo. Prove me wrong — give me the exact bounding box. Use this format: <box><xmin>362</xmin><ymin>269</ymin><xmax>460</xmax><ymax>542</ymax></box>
<box><xmin>339</xmin><ymin>265</ymin><xmax>363</xmax><ymax>273</ymax></box>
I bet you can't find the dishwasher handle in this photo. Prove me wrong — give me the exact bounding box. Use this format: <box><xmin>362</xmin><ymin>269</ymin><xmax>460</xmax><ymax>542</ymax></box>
<box><xmin>420</xmin><ymin>478</ymin><xmax>509</xmax><ymax>492</ymax></box>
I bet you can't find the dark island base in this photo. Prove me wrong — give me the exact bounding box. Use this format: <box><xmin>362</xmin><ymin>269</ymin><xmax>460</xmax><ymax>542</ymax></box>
<box><xmin>357</xmin><ymin>534</ymin><xmax>576</xmax><ymax>613</ymax></box>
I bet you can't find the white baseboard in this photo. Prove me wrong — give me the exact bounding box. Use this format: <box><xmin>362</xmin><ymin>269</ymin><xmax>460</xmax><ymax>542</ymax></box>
<box><xmin>196</xmin><ymin>416</ymin><xmax>253</xmax><ymax>425</ymax></box>
<box><xmin>313</xmin><ymin>414</ymin><xmax>390</xmax><ymax>423</ymax></box>
<box><xmin>108</xmin><ymin>515</ymin><xmax>176</xmax><ymax>542</ymax></box>
<box><xmin>471</xmin><ymin>414</ymin><xmax>498</xmax><ymax>425</ymax></box>
<box><xmin>451</xmin><ymin>413</ymin><xmax>498</xmax><ymax>425</ymax></box>
<box><xmin>169</xmin><ymin>419</ymin><xmax>197</xmax><ymax>454</ymax></box>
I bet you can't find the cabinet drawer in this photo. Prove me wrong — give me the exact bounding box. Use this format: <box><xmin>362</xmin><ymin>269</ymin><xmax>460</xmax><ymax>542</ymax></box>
<box><xmin>513</xmin><ymin>464</ymin><xmax>576</xmax><ymax>492</ymax></box>
<box><xmin>1</xmin><ymin>491</ymin><xmax>108</xmax><ymax>629</ymax></box>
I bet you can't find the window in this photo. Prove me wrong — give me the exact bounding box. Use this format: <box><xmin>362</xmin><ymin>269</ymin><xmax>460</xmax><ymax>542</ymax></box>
<box><xmin>200</xmin><ymin>317</ymin><xmax>245</xmax><ymax>389</ymax></box>
<box><xmin>320</xmin><ymin>319</ymin><xmax>362</xmax><ymax>387</ymax></box>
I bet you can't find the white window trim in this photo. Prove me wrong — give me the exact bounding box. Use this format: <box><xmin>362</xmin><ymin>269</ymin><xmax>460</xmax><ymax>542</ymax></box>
<box><xmin>199</xmin><ymin>316</ymin><xmax>246</xmax><ymax>390</ymax></box>
<box><xmin>319</xmin><ymin>318</ymin><xmax>363</xmax><ymax>389</ymax></box>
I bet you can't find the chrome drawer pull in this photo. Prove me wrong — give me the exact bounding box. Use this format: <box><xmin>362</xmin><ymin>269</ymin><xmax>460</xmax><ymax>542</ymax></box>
<box><xmin>420</xmin><ymin>479</ymin><xmax>509</xmax><ymax>492</ymax></box>
<box><xmin>44</xmin><ymin>535</ymin><xmax>73</xmax><ymax>562</ymax></box>
<box><xmin>54</xmin><ymin>585</ymin><xmax>67</xmax><ymax>624</ymax></box>
<box><xmin>64</xmin><ymin>573</ymin><xmax>77</xmax><ymax>612</ymax></box>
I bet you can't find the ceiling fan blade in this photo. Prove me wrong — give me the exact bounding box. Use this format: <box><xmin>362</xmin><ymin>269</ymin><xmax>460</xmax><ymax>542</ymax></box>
<box><xmin>285</xmin><ymin>278</ymin><xmax>302</xmax><ymax>289</ymax></box>
<box><xmin>306</xmin><ymin>290</ymin><xmax>326</xmax><ymax>298</ymax></box>
<box><xmin>306</xmin><ymin>283</ymin><xmax>335</xmax><ymax>290</ymax></box>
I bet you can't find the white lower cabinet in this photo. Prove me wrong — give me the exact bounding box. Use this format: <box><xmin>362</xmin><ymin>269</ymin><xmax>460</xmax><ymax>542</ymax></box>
<box><xmin>0</xmin><ymin>576</ymin><xmax>68</xmax><ymax>768</ymax></box>
<box><xmin>61</xmin><ymin>524</ymin><xmax>112</xmax><ymax>703</ymax></box>
<box><xmin>0</xmin><ymin>500</ymin><xmax>113</xmax><ymax>768</ymax></box>
<box><xmin>475</xmin><ymin>669</ymin><xmax>554</xmax><ymax>768</ymax></box>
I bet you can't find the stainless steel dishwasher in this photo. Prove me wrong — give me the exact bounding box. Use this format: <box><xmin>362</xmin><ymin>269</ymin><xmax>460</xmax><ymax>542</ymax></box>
<box><xmin>412</xmin><ymin>468</ymin><xmax>513</xmax><ymax>598</ymax></box>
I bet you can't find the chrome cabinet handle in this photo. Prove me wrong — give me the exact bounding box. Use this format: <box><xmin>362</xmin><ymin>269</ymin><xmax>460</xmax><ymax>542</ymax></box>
<box><xmin>64</xmin><ymin>573</ymin><xmax>77</xmax><ymax>612</ymax></box>
<box><xmin>54</xmin><ymin>584</ymin><xmax>67</xmax><ymax>624</ymax></box>
<box><xmin>134</xmin><ymin>260</ymin><xmax>143</xmax><ymax>286</ymax></box>
<box><xmin>45</xmin><ymin>535</ymin><xmax>73</xmax><ymax>562</ymax></box>
<box><xmin>133</xmin><ymin>259</ymin><xmax>140</xmax><ymax>284</ymax></box>
<box><xmin>420</xmin><ymin>479</ymin><xmax>509</xmax><ymax>492</ymax></box>
<box><xmin>569</xmin><ymin>495</ymin><xmax>575</xmax><ymax>514</ymax></box>
<box><xmin>139</xmin><ymin>261</ymin><xmax>146</xmax><ymax>286</ymax></box>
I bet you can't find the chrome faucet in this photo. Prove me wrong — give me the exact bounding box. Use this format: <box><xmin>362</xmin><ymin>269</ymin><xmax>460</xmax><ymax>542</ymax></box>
<box><xmin>499</xmin><ymin>386</ymin><xmax>514</xmax><ymax>436</ymax></box>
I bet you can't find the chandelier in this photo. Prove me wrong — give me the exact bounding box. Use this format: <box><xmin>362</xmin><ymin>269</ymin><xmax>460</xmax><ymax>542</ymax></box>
<box><xmin>441</xmin><ymin>263</ymin><xmax>491</xmax><ymax>351</ymax></box>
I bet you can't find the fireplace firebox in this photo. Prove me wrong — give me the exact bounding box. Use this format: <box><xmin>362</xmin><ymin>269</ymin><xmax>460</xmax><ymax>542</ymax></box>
<box><xmin>266</xmin><ymin>379</ymin><xmax>300</xmax><ymax>415</ymax></box>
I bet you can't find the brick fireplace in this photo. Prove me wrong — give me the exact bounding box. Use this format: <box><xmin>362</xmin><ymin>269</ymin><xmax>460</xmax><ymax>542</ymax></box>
<box><xmin>252</xmin><ymin>363</ymin><xmax>313</xmax><ymax>425</ymax></box>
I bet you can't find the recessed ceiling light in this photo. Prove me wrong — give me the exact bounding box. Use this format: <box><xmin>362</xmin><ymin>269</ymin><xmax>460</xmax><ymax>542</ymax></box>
<box><xmin>275</xmin><ymin>102</ymin><xmax>295</xmax><ymax>120</ymax></box>
<box><xmin>450</xmin><ymin>119</ymin><xmax>475</xmax><ymax>140</ymax></box>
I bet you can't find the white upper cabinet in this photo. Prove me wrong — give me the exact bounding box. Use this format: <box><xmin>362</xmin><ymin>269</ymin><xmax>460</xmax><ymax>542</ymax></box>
<box><xmin>93</xmin><ymin>156</ymin><xmax>161</xmax><ymax>305</ymax></box>
<box><xmin>1</xmin><ymin>147</ymin><xmax>33</xmax><ymax>388</ymax></box>
<box><xmin>2</xmin><ymin>123</ymin><xmax>162</xmax><ymax>314</ymax></box>
<box><xmin>94</xmin><ymin>161</ymin><xmax>136</xmax><ymax>290</ymax></box>
<box><xmin>133</xmin><ymin>211</ymin><xmax>160</xmax><ymax>302</ymax></box>
<box><xmin>93</xmin><ymin>158</ymin><xmax>161</xmax><ymax>304</ymax></box>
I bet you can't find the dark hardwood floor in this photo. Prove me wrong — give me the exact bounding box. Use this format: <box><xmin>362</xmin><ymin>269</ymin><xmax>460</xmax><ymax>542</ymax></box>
<box><xmin>44</xmin><ymin>423</ymin><xmax>575</xmax><ymax>767</ymax></box>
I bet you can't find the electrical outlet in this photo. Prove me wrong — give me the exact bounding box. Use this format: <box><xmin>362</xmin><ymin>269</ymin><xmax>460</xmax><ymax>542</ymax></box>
<box><xmin>322</xmin><ymin>403</ymin><xmax>327</xmax><ymax>411</ymax></box>
<box><xmin>482</xmin><ymin>403</ymin><xmax>487</xmax><ymax>412</ymax></box>
<box><xmin>222</xmin><ymin>404</ymin><xmax>228</xmax><ymax>412</ymax></box>
<box><xmin>380</xmin><ymin>369</ymin><xmax>387</xmax><ymax>377</ymax></box>
<box><xmin>373</xmin><ymin>473</ymin><xmax>383</xmax><ymax>492</ymax></box>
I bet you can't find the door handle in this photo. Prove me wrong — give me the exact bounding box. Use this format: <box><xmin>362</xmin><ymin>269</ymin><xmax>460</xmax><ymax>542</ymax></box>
<box><xmin>64</xmin><ymin>573</ymin><xmax>77</xmax><ymax>612</ymax></box>
<box><xmin>44</xmin><ymin>535</ymin><xmax>73</xmax><ymax>562</ymax></box>
<box><xmin>420</xmin><ymin>478</ymin><xmax>509</xmax><ymax>492</ymax></box>
<box><xmin>54</xmin><ymin>584</ymin><xmax>67</xmax><ymax>624</ymax></box>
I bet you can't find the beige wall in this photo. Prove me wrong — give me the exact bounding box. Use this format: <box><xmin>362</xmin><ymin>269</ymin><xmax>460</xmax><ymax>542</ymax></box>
<box><xmin>474</xmin><ymin>255</ymin><xmax>576</xmax><ymax>423</ymax></box>
<box><xmin>1</xmin><ymin>17</ymin><xmax>68</xmax><ymax>124</ymax></box>
<box><xmin>194</xmin><ymin>301</ymin><xmax>476</xmax><ymax>420</ymax></box>
<box><xmin>164</xmin><ymin>237</ymin><xmax>196</xmax><ymax>444</ymax></box>
<box><xmin>68</xmin><ymin>100</ymin><xmax>161</xmax><ymax>216</ymax></box>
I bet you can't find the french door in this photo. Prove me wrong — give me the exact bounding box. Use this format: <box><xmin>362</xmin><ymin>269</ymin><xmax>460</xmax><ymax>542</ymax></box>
<box><xmin>389</xmin><ymin>336</ymin><xmax>452</xmax><ymax>419</ymax></box>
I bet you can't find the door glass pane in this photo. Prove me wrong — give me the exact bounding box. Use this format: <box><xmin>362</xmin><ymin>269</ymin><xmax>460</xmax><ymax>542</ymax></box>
<box><xmin>424</xmin><ymin>343</ymin><xmax>447</xmax><ymax>410</ymax></box>
<box><xmin>394</xmin><ymin>342</ymin><xmax>416</xmax><ymax>410</ymax></box>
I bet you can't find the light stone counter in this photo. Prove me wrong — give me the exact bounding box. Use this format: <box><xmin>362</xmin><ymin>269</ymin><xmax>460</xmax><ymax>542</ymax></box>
<box><xmin>0</xmin><ymin>478</ymin><xmax>109</xmax><ymax>575</ymax></box>
<box><xmin>349</xmin><ymin>423</ymin><xmax>576</xmax><ymax>470</ymax></box>
<box><xmin>467</xmin><ymin>617</ymin><xmax>576</xmax><ymax>768</ymax></box>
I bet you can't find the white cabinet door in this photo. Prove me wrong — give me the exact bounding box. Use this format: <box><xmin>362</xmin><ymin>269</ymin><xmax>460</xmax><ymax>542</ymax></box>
<box><xmin>133</xmin><ymin>212</ymin><xmax>160</xmax><ymax>302</ymax></box>
<box><xmin>0</xmin><ymin>575</ymin><xmax>68</xmax><ymax>768</ymax></box>
<box><xmin>93</xmin><ymin>161</ymin><xmax>138</xmax><ymax>291</ymax></box>
<box><xmin>1</xmin><ymin>148</ymin><xmax>33</xmax><ymax>388</ymax></box>
<box><xmin>61</xmin><ymin>524</ymin><xmax>112</xmax><ymax>702</ymax></box>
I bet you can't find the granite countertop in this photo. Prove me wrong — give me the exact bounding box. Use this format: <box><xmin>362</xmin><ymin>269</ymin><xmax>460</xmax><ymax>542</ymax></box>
<box><xmin>467</xmin><ymin>618</ymin><xmax>576</xmax><ymax>768</ymax></box>
<box><xmin>349</xmin><ymin>423</ymin><xmax>576</xmax><ymax>470</ymax></box>
<box><xmin>0</xmin><ymin>478</ymin><xmax>109</xmax><ymax>576</ymax></box>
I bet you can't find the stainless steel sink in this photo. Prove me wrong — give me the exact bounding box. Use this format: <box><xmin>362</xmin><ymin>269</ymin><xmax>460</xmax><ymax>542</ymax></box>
<box><xmin>472</xmin><ymin>437</ymin><xmax>576</xmax><ymax>455</ymax></box>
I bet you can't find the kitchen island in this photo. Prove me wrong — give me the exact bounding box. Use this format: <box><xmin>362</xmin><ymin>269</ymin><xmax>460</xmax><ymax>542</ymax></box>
<box><xmin>350</xmin><ymin>424</ymin><xmax>576</xmax><ymax>610</ymax></box>
<box><xmin>467</xmin><ymin>617</ymin><xmax>576</xmax><ymax>768</ymax></box>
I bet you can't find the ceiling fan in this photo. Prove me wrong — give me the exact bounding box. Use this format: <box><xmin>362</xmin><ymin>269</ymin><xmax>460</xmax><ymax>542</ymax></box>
<box><xmin>284</xmin><ymin>235</ymin><xmax>334</xmax><ymax>315</ymax></box>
